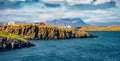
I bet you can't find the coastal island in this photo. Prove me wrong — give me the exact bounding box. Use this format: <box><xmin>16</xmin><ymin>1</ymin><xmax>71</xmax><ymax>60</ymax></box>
<box><xmin>0</xmin><ymin>31</ymin><xmax>34</xmax><ymax>51</ymax></box>
<box><xmin>0</xmin><ymin>23</ymin><xmax>96</xmax><ymax>51</ymax></box>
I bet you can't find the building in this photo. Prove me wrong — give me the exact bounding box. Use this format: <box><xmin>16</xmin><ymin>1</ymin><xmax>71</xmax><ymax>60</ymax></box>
<box><xmin>62</xmin><ymin>25</ymin><xmax>72</xmax><ymax>28</ymax></box>
<box><xmin>67</xmin><ymin>25</ymin><xmax>72</xmax><ymax>28</ymax></box>
<box><xmin>6</xmin><ymin>21</ymin><xmax>15</xmax><ymax>25</ymax></box>
<box><xmin>35</xmin><ymin>22</ymin><xmax>46</xmax><ymax>26</ymax></box>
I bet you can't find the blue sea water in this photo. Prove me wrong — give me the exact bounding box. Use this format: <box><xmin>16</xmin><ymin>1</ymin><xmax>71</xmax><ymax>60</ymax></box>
<box><xmin>0</xmin><ymin>32</ymin><xmax>120</xmax><ymax>61</ymax></box>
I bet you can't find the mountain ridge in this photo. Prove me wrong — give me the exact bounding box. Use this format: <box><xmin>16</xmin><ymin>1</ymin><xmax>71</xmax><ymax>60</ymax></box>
<box><xmin>46</xmin><ymin>18</ymin><xmax>88</xmax><ymax>27</ymax></box>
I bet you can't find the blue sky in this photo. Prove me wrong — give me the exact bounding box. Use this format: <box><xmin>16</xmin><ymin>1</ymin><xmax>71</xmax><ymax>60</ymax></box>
<box><xmin>0</xmin><ymin>0</ymin><xmax>120</xmax><ymax>25</ymax></box>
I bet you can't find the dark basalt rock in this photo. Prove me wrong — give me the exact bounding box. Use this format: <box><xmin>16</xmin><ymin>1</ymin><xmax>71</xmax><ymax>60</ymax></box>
<box><xmin>0</xmin><ymin>36</ymin><xmax>35</xmax><ymax>52</ymax></box>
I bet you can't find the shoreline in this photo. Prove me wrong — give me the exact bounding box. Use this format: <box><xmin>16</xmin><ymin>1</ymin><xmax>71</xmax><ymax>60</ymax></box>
<box><xmin>0</xmin><ymin>24</ymin><xmax>98</xmax><ymax>52</ymax></box>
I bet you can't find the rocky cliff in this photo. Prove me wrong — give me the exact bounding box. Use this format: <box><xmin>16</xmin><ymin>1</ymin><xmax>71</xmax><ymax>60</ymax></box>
<box><xmin>0</xmin><ymin>36</ymin><xmax>34</xmax><ymax>51</ymax></box>
<box><xmin>0</xmin><ymin>24</ymin><xmax>94</xmax><ymax>40</ymax></box>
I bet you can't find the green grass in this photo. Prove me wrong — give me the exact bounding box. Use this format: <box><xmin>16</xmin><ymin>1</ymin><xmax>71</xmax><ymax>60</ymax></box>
<box><xmin>0</xmin><ymin>31</ymin><xmax>26</xmax><ymax>42</ymax></box>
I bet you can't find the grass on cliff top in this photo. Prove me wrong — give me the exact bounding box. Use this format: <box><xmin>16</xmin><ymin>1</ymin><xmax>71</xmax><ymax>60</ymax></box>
<box><xmin>80</xmin><ymin>26</ymin><xmax>120</xmax><ymax>31</ymax></box>
<box><xmin>0</xmin><ymin>31</ymin><xmax>27</xmax><ymax>42</ymax></box>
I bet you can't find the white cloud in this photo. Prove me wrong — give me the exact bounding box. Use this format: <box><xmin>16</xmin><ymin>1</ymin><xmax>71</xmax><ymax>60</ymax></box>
<box><xmin>82</xmin><ymin>9</ymin><xmax>120</xmax><ymax>23</ymax></box>
<box><xmin>106</xmin><ymin>7</ymin><xmax>120</xmax><ymax>16</ymax></box>
<box><xmin>9</xmin><ymin>0</ymin><xmax>25</xmax><ymax>2</ymax></box>
<box><xmin>0</xmin><ymin>0</ymin><xmax>26</xmax><ymax>2</ymax></box>
<box><xmin>42</xmin><ymin>0</ymin><xmax>93</xmax><ymax>5</ymax></box>
<box><xmin>0</xmin><ymin>0</ymin><xmax>120</xmax><ymax>7</ymax></box>
<box><xmin>93</xmin><ymin>0</ymin><xmax>111</xmax><ymax>5</ymax></box>
<box><xmin>114</xmin><ymin>0</ymin><xmax>120</xmax><ymax>7</ymax></box>
<box><xmin>66</xmin><ymin>0</ymin><xmax>93</xmax><ymax>5</ymax></box>
<box><xmin>42</xmin><ymin>0</ymin><xmax>65</xmax><ymax>4</ymax></box>
<box><xmin>0</xmin><ymin>0</ymin><xmax>120</xmax><ymax>25</ymax></box>
<box><xmin>42</xmin><ymin>0</ymin><xmax>120</xmax><ymax>7</ymax></box>
<box><xmin>0</xmin><ymin>10</ymin><xmax>41</xmax><ymax>22</ymax></box>
<box><xmin>37</xmin><ymin>9</ymin><xmax>120</xmax><ymax>24</ymax></box>
<box><xmin>0</xmin><ymin>9</ymin><xmax>120</xmax><ymax>25</ymax></box>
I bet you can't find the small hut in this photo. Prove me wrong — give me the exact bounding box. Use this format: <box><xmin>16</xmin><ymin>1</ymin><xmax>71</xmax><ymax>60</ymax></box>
<box><xmin>36</xmin><ymin>22</ymin><xmax>46</xmax><ymax>26</ymax></box>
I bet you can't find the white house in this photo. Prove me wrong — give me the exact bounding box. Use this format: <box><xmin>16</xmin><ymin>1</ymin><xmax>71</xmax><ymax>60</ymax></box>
<box><xmin>67</xmin><ymin>25</ymin><xmax>72</xmax><ymax>28</ymax></box>
<box><xmin>62</xmin><ymin>25</ymin><xmax>72</xmax><ymax>28</ymax></box>
<box><xmin>7</xmin><ymin>21</ymin><xmax>15</xmax><ymax>25</ymax></box>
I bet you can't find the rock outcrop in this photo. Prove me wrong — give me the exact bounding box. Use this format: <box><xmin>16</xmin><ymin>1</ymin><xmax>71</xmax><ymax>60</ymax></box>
<box><xmin>0</xmin><ymin>36</ymin><xmax>34</xmax><ymax>51</ymax></box>
<box><xmin>0</xmin><ymin>24</ymin><xmax>95</xmax><ymax>40</ymax></box>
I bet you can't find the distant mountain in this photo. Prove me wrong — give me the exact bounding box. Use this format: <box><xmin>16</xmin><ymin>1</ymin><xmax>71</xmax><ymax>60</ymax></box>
<box><xmin>46</xmin><ymin>18</ymin><xmax>88</xmax><ymax>27</ymax></box>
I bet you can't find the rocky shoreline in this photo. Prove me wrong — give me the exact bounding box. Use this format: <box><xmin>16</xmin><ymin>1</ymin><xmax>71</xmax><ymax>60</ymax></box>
<box><xmin>0</xmin><ymin>24</ymin><xmax>97</xmax><ymax>51</ymax></box>
<box><xmin>0</xmin><ymin>36</ymin><xmax>34</xmax><ymax>51</ymax></box>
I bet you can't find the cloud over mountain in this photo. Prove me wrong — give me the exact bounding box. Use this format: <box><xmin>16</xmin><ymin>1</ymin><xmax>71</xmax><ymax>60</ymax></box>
<box><xmin>0</xmin><ymin>0</ymin><xmax>120</xmax><ymax>26</ymax></box>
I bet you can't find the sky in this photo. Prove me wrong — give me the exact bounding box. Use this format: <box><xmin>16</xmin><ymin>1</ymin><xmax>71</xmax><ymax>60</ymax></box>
<box><xmin>0</xmin><ymin>0</ymin><xmax>120</xmax><ymax>26</ymax></box>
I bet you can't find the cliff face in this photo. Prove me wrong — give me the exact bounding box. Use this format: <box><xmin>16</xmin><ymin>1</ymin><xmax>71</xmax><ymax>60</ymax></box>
<box><xmin>0</xmin><ymin>24</ymin><xmax>94</xmax><ymax>40</ymax></box>
<box><xmin>0</xmin><ymin>36</ymin><xmax>34</xmax><ymax>51</ymax></box>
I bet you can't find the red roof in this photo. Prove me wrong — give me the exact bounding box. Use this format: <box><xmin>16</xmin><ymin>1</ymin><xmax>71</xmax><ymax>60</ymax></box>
<box><xmin>36</xmin><ymin>22</ymin><xmax>45</xmax><ymax>25</ymax></box>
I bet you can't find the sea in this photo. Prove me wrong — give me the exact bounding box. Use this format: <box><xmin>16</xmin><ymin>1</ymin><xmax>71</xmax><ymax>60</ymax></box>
<box><xmin>0</xmin><ymin>31</ymin><xmax>120</xmax><ymax>61</ymax></box>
